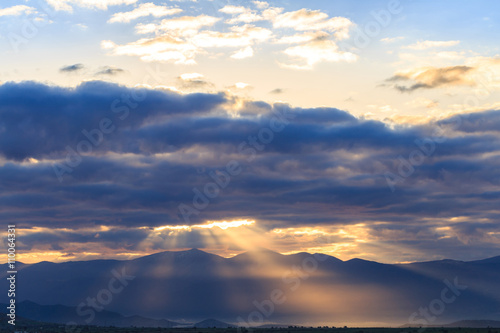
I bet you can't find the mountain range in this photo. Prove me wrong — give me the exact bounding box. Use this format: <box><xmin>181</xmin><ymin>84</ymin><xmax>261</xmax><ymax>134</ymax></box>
<box><xmin>1</xmin><ymin>249</ymin><xmax>499</xmax><ymax>326</ymax></box>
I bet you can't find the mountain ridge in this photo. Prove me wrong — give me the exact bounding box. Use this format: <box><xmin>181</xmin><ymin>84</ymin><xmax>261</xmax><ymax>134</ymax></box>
<box><xmin>1</xmin><ymin>249</ymin><xmax>499</xmax><ymax>326</ymax></box>
<box><xmin>4</xmin><ymin>248</ymin><xmax>500</xmax><ymax>266</ymax></box>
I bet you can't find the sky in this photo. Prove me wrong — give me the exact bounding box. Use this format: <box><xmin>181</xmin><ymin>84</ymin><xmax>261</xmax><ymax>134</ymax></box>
<box><xmin>1</xmin><ymin>0</ymin><xmax>500</xmax><ymax>264</ymax></box>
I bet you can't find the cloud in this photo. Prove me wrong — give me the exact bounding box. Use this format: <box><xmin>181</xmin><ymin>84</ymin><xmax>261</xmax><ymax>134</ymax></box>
<box><xmin>279</xmin><ymin>37</ymin><xmax>358</xmax><ymax>70</ymax></box>
<box><xmin>252</xmin><ymin>1</ymin><xmax>269</xmax><ymax>9</ymax></box>
<box><xmin>0</xmin><ymin>80</ymin><xmax>225</xmax><ymax>161</ymax></box>
<box><xmin>405</xmin><ymin>40</ymin><xmax>460</xmax><ymax>50</ymax></box>
<box><xmin>34</xmin><ymin>16</ymin><xmax>54</xmax><ymax>25</ymax></box>
<box><xmin>46</xmin><ymin>0</ymin><xmax>138</xmax><ymax>12</ymax></box>
<box><xmin>270</xmin><ymin>9</ymin><xmax>355</xmax><ymax>69</ymax></box>
<box><xmin>113</xmin><ymin>15</ymin><xmax>223</xmax><ymax>64</ymax></box>
<box><xmin>177</xmin><ymin>72</ymin><xmax>214</xmax><ymax>91</ymax></box>
<box><xmin>439</xmin><ymin>109</ymin><xmax>500</xmax><ymax>134</ymax></box>
<box><xmin>95</xmin><ymin>66</ymin><xmax>125</xmax><ymax>75</ymax></box>
<box><xmin>180</xmin><ymin>73</ymin><xmax>204</xmax><ymax>81</ymax></box>
<box><xmin>74</xmin><ymin>23</ymin><xmax>88</xmax><ymax>31</ymax></box>
<box><xmin>4</xmin><ymin>81</ymin><xmax>500</xmax><ymax>262</ymax></box>
<box><xmin>135</xmin><ymin>14</ymin><xmax>219</xmax><ymax>36</ymax></box>
<box><xmin>272</xmin><ymin>8</ymin><xmax>353</xmax><ymax>39</ymax></box>
<box><xmin>226</xmin><ymin>12</ymin><xmax>263</xmax><ymax>25</ymax></box>
<box><xmin>386</xmin><ymin>65</ymin><xmax>474</xmax><ymax>92</ymax></box>
<box><xmin>191</xmin><ymin>24</ymin><xmax>272</xmax><ymax>48</ymax></box>
<box><xmin>155</xmin><ymin>219</ymin><xmax>255</xmax><ymax>231</ymax></box>
<box><xmin>107</xmin><ymin>3</ymin><xmax>182</xmax><ymax>23</ymax></box>
<box><xmin>0</xmin><ymin>5</ymin><xmax>36</xmax><ymax>16</ymax></box>
<box><xmin>106</xmin><ymin>23</ymin><xmax>270</xmax><ymax>63</ymax></box>
<box><xmin>219</xmin><ymin>5</ymin><xmax>264</xmax><ymax>24</ymax></box>
<box><xmin>102</xmin><ymin>5</ymin><xmax>355</xmax><ymax>68</ymax></box>
<box><xmin>275</xmin><ymin>31</ymin><xmax>328</xmax><ymax>44</ymax></box>
<box><xmin>385</xmin><ymin>57</ymin><xmax>500</xmax><ymax>93</ymax></box>
<box><xmin>59</xmin><ymin>63</ymin><xmax>84</xmax><ymax>73</ymax></box>
<box><xmin>231</xmin><ymin>46</ymin><xmax>254</xmax><ymax>59</ymax></box>
<box><xmin>234</xmin><ymin>82</ymin><xmax>250</xmax><ymax>89</ymax></box>
<box><xmin>219</xmin><ymin>5</ymin><xmax>247</xmax><ymax>15</ymax></box>
<box><xmin>101</xmin><ymin>36</ymin><xmax>199</xmax><ymax>65</ymax></box>
<box><xmin>226</xmin><ymin>82</ymin><xmax>253</xmax><ymax>93</ymax></box>
<box><xmin>380</xmin><ymin>36</ymin><xmax>405</xmax><ymax>43</ymax></box>
<box><xmin>269</xmin><ymin>88</ymin><xmax>284</xmax><ymax>94</ymax></box>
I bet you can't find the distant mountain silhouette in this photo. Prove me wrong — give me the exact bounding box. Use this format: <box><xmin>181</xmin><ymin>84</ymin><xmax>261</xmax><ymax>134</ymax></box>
<box><xmin>0</xmin><ymin>300</ymin><xmax>236</xmax><ymax>328</ymax></box>
<box><xmin>444</xmin><ymin>320</ymin><xmax>500</xmax><ymax>328</ymax></box>
<box><xmin>0</xmin><ymin>300</ymin><xmax>181</xmax><ymax>327</ymax></box>
<box><xmin>257</xmin><ymin>324</ymin><xmax>297</xmax><ymax>328</ymax></box>
<box><xmin>0</xmin><ymin>309</ymin><xmax>60</xmax><ymax>331</ymax></box>
<box><xmin>194</xmin><ymin>318</ymin><xmax>234</xmax><ymax>328</ymax></box>
<box><xmin>401</xmin><ymin>319</ymin><xmax>500</xmax><ymax>328</ymax></box>
<box><xmin>1</xmin><ymin>249</ymin><xmax>499</xmax><ymax>326</ymax></box>
<box><xmin>469</xmin><ymin>256</ymin><xmax>500</xmax><ymax>264</ymax></box>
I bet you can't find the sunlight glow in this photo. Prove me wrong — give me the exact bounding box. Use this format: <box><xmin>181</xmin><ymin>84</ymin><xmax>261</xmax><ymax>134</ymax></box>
<box><xmin>154</xmin><ymin>219</ymin><xmax>255</xmax><ymax>231</ymax></box>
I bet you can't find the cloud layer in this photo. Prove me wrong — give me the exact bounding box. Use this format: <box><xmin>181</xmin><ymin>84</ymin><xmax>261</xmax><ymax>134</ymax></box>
<box><xmin>101</xmin><ymin>2</ymin><xmax>357</xmax><ymax>68</ymax></box>
<box><xmin>1</xmin><ymin>81</ymin><xmax>499</xmax><ymax>263</ymax></box>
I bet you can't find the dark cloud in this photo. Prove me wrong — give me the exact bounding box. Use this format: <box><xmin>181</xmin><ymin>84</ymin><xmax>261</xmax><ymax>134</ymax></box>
<box><xmin>393</xmin><ymin>83</ymin><xmax>431</xmax><ymax>93</ymax></box>
<box><xmin>386</xmin><ymin>65</ymin><xmax>474</xmax><ymax>92</ymax></box>
<box><xmin>1</xmin><ymin>81</ymin><xmax>499</xmax><ymax>260</ymax></box>
<box><xmin>177</xmin><ymin>74</ymin><xmax>215</xmax><ymax>91</ymax></box>
<box><xmin>95</xmin><ymin>66</ymin><xmax>125</xmax><ymax>76</ymax></box>
<box><xmin>269</xmin><ymin>88</ymin><xmax>284</xmax><ymax>94</ymax></box>
<box><xmin>0</xmin><ymin>80</ymin><xmax>225</xmax><ymax>160</ymax></box>
<box><xmin>59</xmin><ymin>63</ymin><xmax>84</xmax><ymax>73</ymax></box>
<box><xmin>439</xmin><ymin>109</ymin><xmax>500</xmax><ymax>133</ymax></box>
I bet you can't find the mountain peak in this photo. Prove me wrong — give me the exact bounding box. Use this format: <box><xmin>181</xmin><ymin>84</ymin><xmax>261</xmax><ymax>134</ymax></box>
<box><xmin>230</xmin><ymin>247</ymin><xmax>283</xmax><ymax>260</ymax></box>
<box><xmin>131</xmin><ymin>248</ymin><xmax>224</xmax><ymax>264</ymax></box>
<box><xmin>194</xmin><ymin>318</ymin><xmax>234</xmax><ymax>328</ymax></box>
<box><xmin>187</xmin><ymin>248</ymin><xmax>203</xmax><ymax>252</ymax></box>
